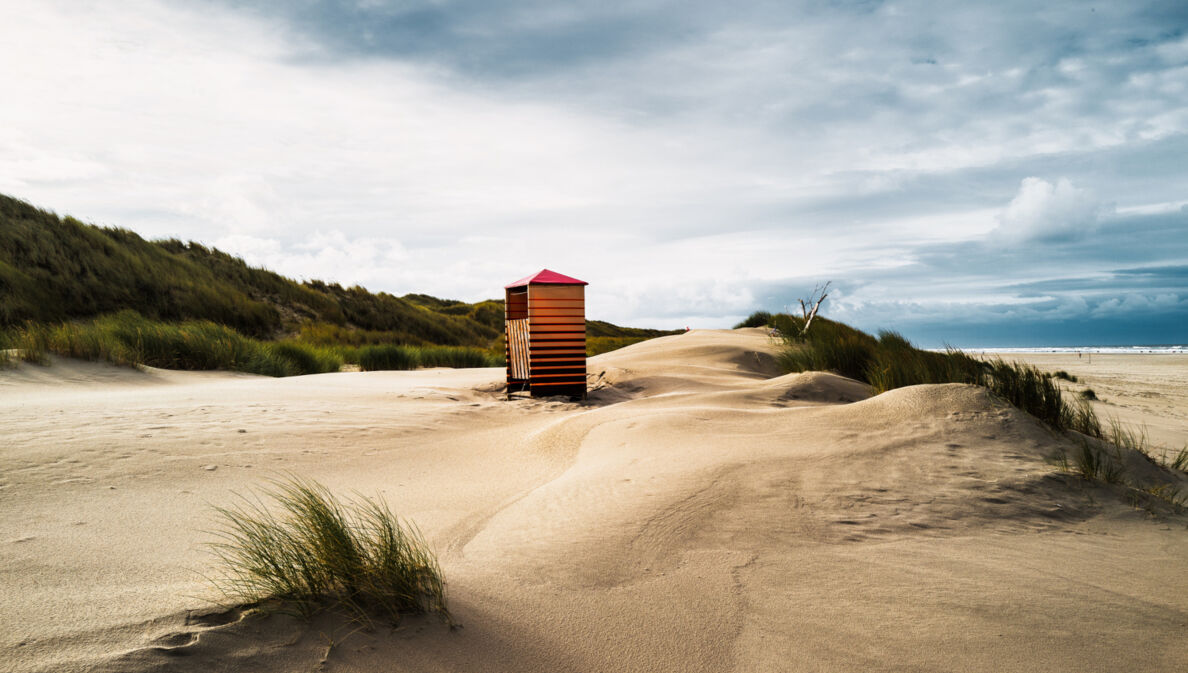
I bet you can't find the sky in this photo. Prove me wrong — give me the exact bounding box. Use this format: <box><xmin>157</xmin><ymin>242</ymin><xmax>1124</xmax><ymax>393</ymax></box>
<box><xmin>1</xmin><ymin>0</ymin><xmax>1186</xmax><ymax>346</ymax></box>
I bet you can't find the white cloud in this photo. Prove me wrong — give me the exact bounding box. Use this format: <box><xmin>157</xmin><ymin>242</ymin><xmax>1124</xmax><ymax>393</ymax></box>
<box><xmin>994</xmin><ymin>177</ymin><xmax>1107</xmax><ymax>243</ymax></box>
<box><xmin>215</xmin><ymin>230</ymin><xmax>410</xmax><ymax>288</ymax></box>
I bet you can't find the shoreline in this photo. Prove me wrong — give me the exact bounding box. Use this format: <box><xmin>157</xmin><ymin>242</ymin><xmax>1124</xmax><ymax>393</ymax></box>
<box><xmin>942</xmin><ymin>347</ymin><xmax>1187</xmax><ymax>355</ymax></box>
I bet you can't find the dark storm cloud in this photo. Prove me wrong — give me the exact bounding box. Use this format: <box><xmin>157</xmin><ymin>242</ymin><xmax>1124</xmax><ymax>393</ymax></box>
<box><xmin>945</xmin><ymin>210</ymin><xmax>1187</xmax><ymax>273</ymax></box>
<box><xmin>1005</xmin><ymin>265</ymin><xmax>1188</xmax><ymax>296</ymax></box>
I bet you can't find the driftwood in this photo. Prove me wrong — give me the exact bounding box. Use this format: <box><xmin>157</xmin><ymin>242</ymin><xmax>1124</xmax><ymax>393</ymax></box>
<box><xmin>798</xmin><ymin>281</ymin><xmax>830</xmax><ymax>337</ymax></box>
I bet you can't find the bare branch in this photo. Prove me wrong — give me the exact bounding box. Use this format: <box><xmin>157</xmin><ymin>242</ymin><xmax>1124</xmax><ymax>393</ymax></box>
<box><xmin>798</xmin><ymin>281</ymin><xmax>831</xmax><ymax>337</ymax></box>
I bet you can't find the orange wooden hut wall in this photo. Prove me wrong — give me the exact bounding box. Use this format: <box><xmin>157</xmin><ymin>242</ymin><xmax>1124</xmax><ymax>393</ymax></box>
<box><xmin>504</xmin><ymin>269</ymin><xmax>588</xmax><ymax>398</ymax></box>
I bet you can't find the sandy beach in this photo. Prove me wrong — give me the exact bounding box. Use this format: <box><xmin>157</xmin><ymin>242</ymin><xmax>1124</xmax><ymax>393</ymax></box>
<box><xmin>2</xmin><ymin>329</ymin><xmax>1186</xmax><ymax>672</ymax></box>
<box><xmin>982</xmin><ymin>352</ymin><xmax>1188</xmax><ymax>454</ymax></box>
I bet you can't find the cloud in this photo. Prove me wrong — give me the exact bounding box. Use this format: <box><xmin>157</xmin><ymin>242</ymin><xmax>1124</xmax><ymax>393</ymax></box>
<box><xmin>993</xmin><ymin>177</ymin><xmax>1107</xmax><ymax>242</ymax></box>
<box><xmin>1090</xmin><ymin>292</ymin><xmax>1184</xmax><ymax>318</ymax></box>
<box><xmin>2</xmin><ymin>0</ymin><xmax>1186</xmax><ymax>341</ymax></box>
<box><xmin>215</xmin><ymin>231</ymin><xmax>409</xmax><ymax>286</ymax></box>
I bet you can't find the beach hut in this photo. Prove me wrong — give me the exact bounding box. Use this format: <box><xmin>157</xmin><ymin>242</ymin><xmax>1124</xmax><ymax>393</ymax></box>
<box><xmin>505</xmin><ymin>269</ymin><xmax>588</xmax><ymax>398</ymax></box>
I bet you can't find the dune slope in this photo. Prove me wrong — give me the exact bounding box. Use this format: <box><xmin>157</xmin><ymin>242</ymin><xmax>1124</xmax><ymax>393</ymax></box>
<box><xmin>2</xmin><ymin>329</ymin><xmax>1186</xmax><ymax>672</ymax></box>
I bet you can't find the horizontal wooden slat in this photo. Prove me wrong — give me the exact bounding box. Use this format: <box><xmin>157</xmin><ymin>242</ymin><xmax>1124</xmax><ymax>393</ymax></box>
<box><xmin>528</xmin><ymin>286</ymin><xmax>584</xmax><ymax>299</ymax></box>
<box><xmin>530</xmin><ymin>370</ymin><xmax>586</xmax><ymax>377</ymax></box>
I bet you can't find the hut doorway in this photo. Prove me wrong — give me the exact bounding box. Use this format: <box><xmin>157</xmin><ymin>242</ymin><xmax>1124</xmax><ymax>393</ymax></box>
<box><xmin>506</xmin><ymin>288</ymin><xmax>530</xmax><ymax>379</ymax></box>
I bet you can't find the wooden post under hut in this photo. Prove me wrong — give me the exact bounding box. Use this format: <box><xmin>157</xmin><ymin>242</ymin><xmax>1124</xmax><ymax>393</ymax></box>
<box><xmin>504</xmin><ymin>269</ymin><xmax>588</xmax><ymax>399</ymax></box>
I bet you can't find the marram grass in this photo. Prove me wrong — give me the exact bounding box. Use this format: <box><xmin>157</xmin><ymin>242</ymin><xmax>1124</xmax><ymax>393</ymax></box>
<box><xmin>2</xmin><ymin>312</ymin><xmax>505</xmax><ymax>375</ymax></box>
<box><xmin>356</xmin><ymin>343</ymin><xmax>501</xmax><ymax>370</ymax></box>
<box><xmin>205</xmin><ymin>477</ymin><xmax>450</xmax><ymax>626</ymax></box>
<box><xmin>2</xmin><ymin>311</ymin><xmax>342</xmax><ymax>376</ymax></box>
<box><xmin>770</xmin><ymin>315</ymin><xmax>1103</xmax><ymax>438</ymax></box>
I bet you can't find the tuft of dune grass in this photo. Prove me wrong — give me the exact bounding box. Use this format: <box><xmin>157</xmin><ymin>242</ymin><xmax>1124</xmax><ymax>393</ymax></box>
<box><xmin>205</xmin><ymin>476</ymin><xmax>450</xmax><ymax>626</ymax></box>
<box><xmin>1169</xmin><ymin>446</ymin><xmax>1188</xmax><ymax>473</ymax></box>
<box><xmin>357</xmin><ymin>344</ymin><xmax>420</xmax><ymax>371</ymax></box>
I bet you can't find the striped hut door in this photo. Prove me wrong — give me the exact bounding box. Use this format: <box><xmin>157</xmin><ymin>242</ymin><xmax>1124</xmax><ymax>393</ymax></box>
<box><xmin>508</xmin><ymin>318</ymin><xmax>531</xmax><ymax>380</ymax></box>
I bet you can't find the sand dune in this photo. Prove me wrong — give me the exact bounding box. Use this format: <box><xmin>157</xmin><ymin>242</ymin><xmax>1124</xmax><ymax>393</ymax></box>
<box><xmin>983</xmin><ymin>351</ymin><xmax>1188</xmax><ymax>455</ymax></box>
<box><xmin>2</xmin><ymin>329</ymin><xmax>1186</xmax><ymax>672</ymax></box>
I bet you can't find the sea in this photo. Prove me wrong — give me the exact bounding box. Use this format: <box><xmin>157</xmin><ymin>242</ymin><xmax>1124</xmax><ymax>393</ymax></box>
<box><xmin>963</xmin><ymin>345</ymin><xmax>1187</xmax><ymax>355</ymax></box>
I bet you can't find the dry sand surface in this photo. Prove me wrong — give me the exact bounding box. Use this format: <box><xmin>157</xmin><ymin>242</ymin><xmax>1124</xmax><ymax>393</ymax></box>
<box><xmin>2</xmin><ymin>329</ymin><xmax>1186</xmax><ymax>672</ymax></box>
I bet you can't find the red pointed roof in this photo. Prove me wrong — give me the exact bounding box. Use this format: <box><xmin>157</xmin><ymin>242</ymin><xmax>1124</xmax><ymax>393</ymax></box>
<box><xmin>505</xmin><ymin>268</ymin><xmax>588</xmax><ymax>288</ymax></box>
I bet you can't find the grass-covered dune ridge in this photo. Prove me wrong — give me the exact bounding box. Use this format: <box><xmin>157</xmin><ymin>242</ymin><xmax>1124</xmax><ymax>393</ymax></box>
<box><xmin>5</xmin><ymin>311</ymin><xmax>344</xmax><ymax>376</ymax></box>
<box><xmin>2</xmin><ymin>311</ymin><xmax>504</xmax><ymax>376</ymax></box>
<box><xmin>0</xmin><ymin>193</ymin><xmax>675</xmax><ymax>348</ymax></box>
<box><xmin>0</xmin><ymin>192</ymin><xmax>496</xmax><ymax>344</ymax></box>
<box><xmin>765</xmin><ymin>312</ymin><xmax>1096</xmax><ymax>433</ymax></box>
<box><xmin>740</xmin><ymin>310</ymin><xmax>1187</xmax><ymax>508</ymax></box>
